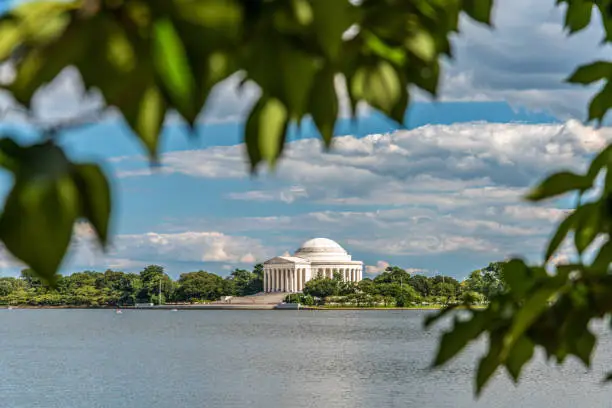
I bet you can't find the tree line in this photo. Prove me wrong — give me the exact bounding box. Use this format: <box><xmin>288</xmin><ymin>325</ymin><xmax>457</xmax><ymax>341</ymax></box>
<box><xmin>286</xmin><ymin>263</ymin><xmax>506</xmax><ymax>307</ymax></box>
<box><xmin>0</xmin><ymin>262</ymin><xmax>505</xmax><ymax>307</ymax></box>
<box><xmin>0</xmin><ymin>265</ymin><xmax>264</xmax><ymax>307</ymax></box>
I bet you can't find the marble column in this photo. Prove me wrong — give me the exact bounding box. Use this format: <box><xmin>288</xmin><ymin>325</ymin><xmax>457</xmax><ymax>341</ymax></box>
<box><xmin>275</xmin><ymin>269</ymin><xmax>279</xmax><ymax>291</ymax></box>
<box><xmin>285</xmin><ymin>270</ymin><xmax>288</xmax><ymax>292</ymax></box>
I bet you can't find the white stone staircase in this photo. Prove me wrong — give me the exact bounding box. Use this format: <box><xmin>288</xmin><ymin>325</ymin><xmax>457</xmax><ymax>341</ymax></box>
<box><xmin>209</xmin><ymin>292</ymin><xmax>287</xmax><ymax>305</ymax></box>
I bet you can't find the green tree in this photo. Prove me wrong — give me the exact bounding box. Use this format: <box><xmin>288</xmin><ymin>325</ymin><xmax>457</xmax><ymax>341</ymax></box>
<box><xmin>139</xmin><ymin>265</ymin><xmax>173</xmax><ymax>303</ymax></box>
<box><xmin>373</xmin><ymin>265</ymin><xmax>412</xmax><ymax>286</ymax></box>
<box><xmin>303</xmin><ymin>276</ymin><xmax>339</xmax><ymax>301</ymax></box>
<box><xmin>408</xmin><ymin>274</ymin><xmax>433</xmax><ymax>298</ymax></box>
<box><xmin>175</xmin><ymin>271</ymin><xmax>228</xmax><ymax>302</ymax></box>
<box><xmin>226</xmin><ymin>268</ymin><xmax>260</xmax><ymax>296</ymax></box>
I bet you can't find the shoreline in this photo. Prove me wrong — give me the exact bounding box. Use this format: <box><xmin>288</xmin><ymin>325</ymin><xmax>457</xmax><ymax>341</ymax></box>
<box><xmin>0</xmin><ymin>304</ymin><xmax>477</xmax><ymax>311</ymax></box>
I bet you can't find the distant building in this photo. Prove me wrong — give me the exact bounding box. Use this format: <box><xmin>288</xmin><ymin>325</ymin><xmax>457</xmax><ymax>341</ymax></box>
<box><xmin>263</xmin><ymin>238</ymin><xmax>363</xmax><ymax>293</ymax></box>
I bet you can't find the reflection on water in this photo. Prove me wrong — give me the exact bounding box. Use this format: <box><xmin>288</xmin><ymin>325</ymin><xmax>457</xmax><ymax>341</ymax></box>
<box><xmin>0</xmin><ymin>310</ymin><xmax>611</xmax><ymax>408</ymax></box>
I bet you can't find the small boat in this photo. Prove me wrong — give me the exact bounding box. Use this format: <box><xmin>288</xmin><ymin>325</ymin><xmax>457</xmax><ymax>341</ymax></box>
<box><xmin>115</xmin><ymin>309</ymin><xmax>123</xmax><ymax>314</ymax></box>
<box><xmin>171</xmin><ymin>308</ymin><xmax>178</xmax><ymax>312</ymax></box>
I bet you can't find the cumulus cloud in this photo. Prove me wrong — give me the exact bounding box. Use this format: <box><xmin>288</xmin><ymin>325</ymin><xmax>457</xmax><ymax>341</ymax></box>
<box><xmin>439</xmin><ymin>0</ymin><xmax>612</xmax><ymax>120</ymax></box>
<box><xmin>0</xmin><ymin>222</ymin><xmax>273</xmax><ymax>274</ymax></box>
<box><xmin>117</xmin><ymin>120</ymin><xmax>608</xmax><ymax>263</ymax></box>
<box><xmin>365</xmin><ymin>261</ymin><xmax>390</xmax><ymax>275</ymax></box>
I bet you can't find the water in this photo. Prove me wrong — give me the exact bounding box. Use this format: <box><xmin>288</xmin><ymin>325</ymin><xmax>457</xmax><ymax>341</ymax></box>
<box><xmin>1</xmin><ymin>310</ymin><xmax>611</xmax><ymax>408</ymax></box>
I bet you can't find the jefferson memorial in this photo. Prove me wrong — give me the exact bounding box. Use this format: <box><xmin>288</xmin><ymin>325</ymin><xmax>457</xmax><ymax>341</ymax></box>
<box><xmin>263</xmin><ymin>238</ymin><xmax>363</xmax><ymax>293</ymax></box>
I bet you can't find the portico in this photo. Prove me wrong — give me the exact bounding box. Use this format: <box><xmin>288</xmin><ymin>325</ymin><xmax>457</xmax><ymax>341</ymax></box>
<box><xmin>263</xmin><ymin>238</ymin><xmax>363</xmax><ymax>293</ymax></box>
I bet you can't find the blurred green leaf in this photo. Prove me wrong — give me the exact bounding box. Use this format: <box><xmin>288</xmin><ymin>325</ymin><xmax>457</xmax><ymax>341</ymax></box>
<box><xmin>476</xmin><ymin>332</ymin><xmax>502</xmax><ymax>395</ymax></box>
<box><xmin>433</xmin><ymin>312</ymin><xmax>486</xmax><ymax>366</ymax></box>
<box><xmin>503</xmin><ymin>284</ymin><xmax>565</xmax><ymax>358</ymax></box>
<box><xmin>586</xmin><ymin>144</ymin><xmax>612</xmax><ymax>182</ymax></box>
<box><xmin>526</xmin><ymin>171</ymin><xmax>591</xmax><ymax>201</ymax></box>
<box><xmin>245</xmin><ymin>97</ymin><xmax>289</xmax><ymax>170</ymax></box>
<box><xmin>71</xmin><ymin>163</ymin><xmax>112</xmax><ymax>247</ymax></box>
<box><xmin>0</xmin><ymin>142</ymin><xmax>79</xmax><ymax>286</ymax></box>
<box><xmin>310</xmin><ymin>0</ymin><xmax>355</xmax><ymax>60</ymax></box>
<box><xmin>8</xmin><ymin>24</ymin><xmax>86</xmax><ymax>107</ymax></box>
<box><xmin>152</xmin><ymin>17</ymin><xmax>197</xmax><ymax>124</ymax></box>
<box><xmin>503</xmin><ymin>259</ymin><xmax>531</xmax><ymax>298</ymax></box>
<box><xmin>564</xmin><ymin>0</ymin><xmax>593</xmax><ymax>33</ymax></box>
<box><xmin>0</xmin><ymin>21</ymin><xmax>21</xmax><ymax>61</ymax></box>
<box><xmin>124</xmin><ymin>84</ymin><xmax>167</xmax><ymax>160</ymax></box>
<box><xmin>423</xmin><ymin>304</ymin><xmax>461</xmax><ymax>328</ymax></box>
<box><xmin>567</xmin><ymin>61</ymin><xmax>612</xmax><ymax>84</ymax></box>
<box><xmin>355</xmin><ymin>61</ymin><xmax>403</xmax><ymax>118</ymax></box>
<box><xmin>591</xmin><ymin>239</ymin><xmax>612</xmax><ymax>271</ymax></box>
<box><xmin>505</xmin><ymin>335</ymin><xmax>534</xmax><ymax>382</ymax></box>
<box><xmin>309</xmin><ymin>64</ymin><xmax>338</xmax><ymax>148</ymax></box>
<box><xmin>463</xmin><ymin>0</ymin><xmax>494</xmax><ymax>25</ymax></box>
<box><xmin>573</xmin><ymin>328</ymin><xmax>596</xmax><ymax>366</ymax></box>
<box><xmin>574</xmin><ymin>203</ymin><xmax>601</xmax><ymax>254</ymax></box>
<box><xmin>588</xmin><ymin>81</ymin><xmax>612</xmax><ymax>122</ymax></box>
<box><xmin>545</xmin><ymin>210</ymin><xmax>578</xmax><ymax>261</ymax></box>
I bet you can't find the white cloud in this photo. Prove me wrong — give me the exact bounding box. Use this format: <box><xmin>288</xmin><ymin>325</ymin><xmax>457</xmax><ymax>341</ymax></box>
<box><xmin>440</xmin><ymin>0</ymin><xmax>612</xmax><ymax>120</ymax></box>
<box><xmin>120</xmin><ymin>120</ymin><xmax>608</xmax><ymax>263</ymax></box>
<box><xmin>365</xmin><ymin>261</ymin><xmax>389</xmax><ymax>274</ymax></box>
<box><xmin>0</xmin><ymin>222</ymin><xmax>273</xmax><ymax>273</ymax></box>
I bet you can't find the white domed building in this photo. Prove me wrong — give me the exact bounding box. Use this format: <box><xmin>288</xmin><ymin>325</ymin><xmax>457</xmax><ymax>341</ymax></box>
<box><xmin>263</xmin><ymin>238</ymin><xmax>363</xmax><ymax>293</ymax></box>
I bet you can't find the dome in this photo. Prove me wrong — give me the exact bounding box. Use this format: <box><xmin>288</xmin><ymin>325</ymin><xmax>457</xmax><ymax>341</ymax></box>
<box><xmin>294</xmin><ymin>238</ymin><xmax>352</xmax><ymax>262</ymax></box>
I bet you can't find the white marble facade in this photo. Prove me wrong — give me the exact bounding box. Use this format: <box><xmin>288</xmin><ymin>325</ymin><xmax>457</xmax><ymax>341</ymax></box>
<box><xmin>263</xmin><ymin>238</ymin><xmax>363</xmax><ymax>293</ymax></box>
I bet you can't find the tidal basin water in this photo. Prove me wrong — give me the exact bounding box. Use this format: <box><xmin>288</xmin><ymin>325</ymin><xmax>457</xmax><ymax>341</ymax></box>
<box><xmin>1</xmin><ymin>309</ymin><xmax>612</xmax><ymax>408</ymax></box>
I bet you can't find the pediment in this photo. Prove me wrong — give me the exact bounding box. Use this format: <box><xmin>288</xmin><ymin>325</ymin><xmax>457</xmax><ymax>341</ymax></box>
<box><xmin>264</xmin><ymin>256</ymin><xmax>310</xmax><ymax>265</ymax></box>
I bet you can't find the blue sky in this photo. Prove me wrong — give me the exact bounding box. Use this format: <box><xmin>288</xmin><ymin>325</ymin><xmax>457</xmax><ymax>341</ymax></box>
<box><xmin>0</xmin><ymin>0</ymin><xmax>610</xmax><ymax>279</ymax></box>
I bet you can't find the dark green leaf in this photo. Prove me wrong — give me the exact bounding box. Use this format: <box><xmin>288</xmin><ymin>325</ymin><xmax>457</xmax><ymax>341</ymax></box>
<box><xmin>405</xmin><ymin>30</ymin><xmax>437</xmax><ymax>62</ymax></box>
<box><xmin>463</xmin><ymin>0</ymin><xmax>493</xmax><ymax>25</ymax></box>
<box><xmin>526</xmin><ymin>171</ymin><xmax>591</xmax><ymax>201</ymax></box>
<box><xmin>545</xmin><ymin>210</ymin><xmax>578</xmax><ymax>261</ymax></box>
<box><xmin>8</xmin><ymin>22</ymin><xmax>87</xmax><ymax>107</ymax></box>
<box><xmin>586</xmin><ymin>144</ymin><xmax>612</xmax><ymax>182</ymax></box>
<box><xmin>476</xmin><ymin>333</ymin><xmax>502</xmax><ymax>395</ymax></box>
<box><xmin>309</xmin><ymin>65</ymin><xmax>338</xmax><ymax>148</ymax></box>
<box><xmin>71</xmin><ymin>163</ymin><xmax>112</xmax><ymax>247</ymax></box>
<box><xmin>565</xmin><ymin>0</ymin><xmax>593</xmax><ymax>33</ymax></box>
<box><xmin>0</xmin><ymin>138</ymin><xmax>26</xmax><ymax>172</ymax></box>
<box><xmin>588</xmin><ymin>82</ymin><xmax>612</xmax><ymax>123</ymax></box>
<box><xmin>433</xmin><ymin>312</ymin><xmax>486</xmax><ymax>366</ymax></box>
<box><xmin>310</xmin><ymin>0</ymin><xmax>355</xmax><ymax>60</ymax></box>
<box><xmin>503</xmin><ymin>259</ymin><xmax>532</xmax><ymax>297</ymax></box>
<box><xmin>244</xmin><ymin>97</ymin><xmax>289</xmax><ymax>169</ymax></box>
<box><xmin>152</xmin><ymin>17</ymin><xmax>197</xmax><ymax>123</ymax></box>
<box><xmin>567</xmin><ymin>61</ymin><xmax>612</xmax><ymax>85</ymax></box>
<box><xmin>0</xmin><ymin>143</ymin><xmax>79</xmax><ymax>286</ymax></box>
<box><xmin>591</xmin><ymin>239</ymin><xmax>612</xmax><ymax>271</ymax></box>
<box><xmin>574</xmin><ymin>328</ymin><xmax>596</xmax><ymax>366</ymax></box>
<box><xmin>0</xmin><ymin>21</ymin><xmax>21</xmax><ymax>61</ymax></box>
<box><xmin>503</xmin><ymin>284</ymin><xmax>566</xmax><ymax>358</ymax></box>
<box><xmin>124</xmin><ymin>84</ymin><xmax>167</xmax><ymax>161</ymax></box>
<box><xmin>423</xmin><ymin>304</ymin><xmax>460</xmax><ymax>328</ymax></box>
<box><xmin>505</xmin><ymin>335</ymin><xmax>534</xmax><ymax>382</ymax></box>
<box><xmin>574</xmin><ymin>203</ymin><xmax>601</xmax><ymax>254</ymax></box>
<box><xmin>355</xmin><ymin>61</ymin><xmax>403</xmax><ymax>117</ymax></box>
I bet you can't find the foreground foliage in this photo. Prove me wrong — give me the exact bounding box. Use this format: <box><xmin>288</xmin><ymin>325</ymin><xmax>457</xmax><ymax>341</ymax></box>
<box><xmin>0</xmin><ymin>0</ymin><xmax>492</xmax><ymax>283</ymax></box>
<box><xmin>1</xmin><ymin>0</ymin><xmax>612</xmax><ymax>397</ymax></box>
